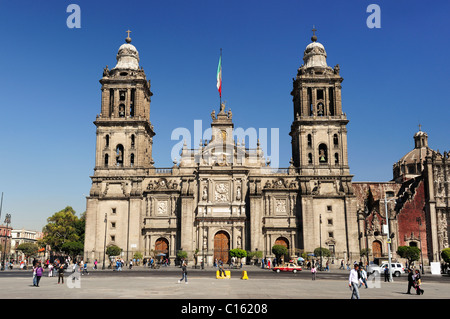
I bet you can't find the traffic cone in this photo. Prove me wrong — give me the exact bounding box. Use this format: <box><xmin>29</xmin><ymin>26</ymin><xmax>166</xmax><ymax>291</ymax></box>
<box><xmin>241</xmin><ymin>270</ymin><xmax>249</xmax><ymax>280</ymax></box>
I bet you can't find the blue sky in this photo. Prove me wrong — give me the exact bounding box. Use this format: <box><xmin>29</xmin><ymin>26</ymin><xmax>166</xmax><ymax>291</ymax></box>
<box><xmin>0</xmin><ymin>0</ymin><xmax>449</xmax><ymax>231</ymax></box>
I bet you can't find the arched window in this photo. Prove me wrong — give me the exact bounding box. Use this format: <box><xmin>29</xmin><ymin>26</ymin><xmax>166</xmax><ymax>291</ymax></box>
<box><xmin>131</xmin><ymin>134</ymin><xmax>135</xmax><ymax>148</ymax></box>
<box><xmin>130</xmin><ymin>153</ymin><xmax>135</xmax><ymax>167</ymax></box>
<box><xmin>318</xmin><ymin>144</ymin><xmax>328</xmax><ymax>163</ymax></box>
<box><xmin>308</xmin><ymin>153</ymin><xmax>313</xmax><ymax>164</ymax></box>
<box><xmin>307</xmin><ymin>134</ymin><xmax>312</xmax><ymax>147</ymax></box>
<box><xmin>334</xmin><ymin>153</ymin><xmax>339</xmax><ymax>165</ymax></box>
<box><xmin>317</xmin><ymin>102</ymin><xmax>325</xmax><ymax>116</ymax></box>
<box><xmin>333</xmin><ymin>134</ymin><xmax>339</xmax><ymax>147</ymax></box>
<box><xmin>105</xmin><ymin>134</ymin><xmax>110</xmax><ymax>148</ymax></box>
<box><xmin>119</xmin><ymin>104</ymin><xmax>125</xmax><ymax>118</ymax></box>
<box><xmin>104</xmin><ymin>154</ymin><xmax>109</xmax><ymax>166</ymax></box>
<box><xmin>116</xmin><ymin>144</ymin><xmax>124</xmax><ymax>167</ymax></box>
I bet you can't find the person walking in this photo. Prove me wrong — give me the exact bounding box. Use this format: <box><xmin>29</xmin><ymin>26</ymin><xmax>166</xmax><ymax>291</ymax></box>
<box><xmin>359</xmin><ymin>267</ymin><xmax>368</xmax><ymax>289</ymax></box>
<box><xmin>406</xmin><ymin>269</ymin><xmax>414</xmax><ymax>294</ymax></box>
<box><xmin>57</xmin><ymin>262</ymin><xmax>65</xmax><ymax>284</ymax></box>
<box><xmin>311</xmin><ymin>265</ymin><xmax>317</xmax><ymax>280</ymax></box>
<box><xmin>178</xmin><ymin>261</ymin><xmax>188</xmax><ymax>284</ymax></box>
<box><xmin>383</xmin><ymin>265</ymin><xmax>390</xmax><ymax>282</ymax></box>
<box><xmin>35</xmin><ymin>262</ymin><xmax>43</xmax><ymax>287</ymax></box>
<box><xmin>413</xmin><ymin>269</ymin><xmax>424</xmax><ymax>295</ymax></box>
<box><xmin>348</xmin><ymin>264</ymin><xmax>362</xmax><ymax>299</ymax></box>
<box><xmin>32</xmin><ymin>264</ymin><xmax>38</xmax><ymax>286</ymax></box>
<box><xmin>93</xmin><ymin>259</ymin><xmax>98</xmax><ymax>270</ymax></box>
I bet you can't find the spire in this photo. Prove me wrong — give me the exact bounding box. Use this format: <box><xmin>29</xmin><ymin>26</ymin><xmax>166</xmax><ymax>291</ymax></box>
<box><xmin>125</xmin><ymin>30</ymin><xmax>132</xmax><ymax>43</ymax></box>
<box><xmin>311</xmin><ymin>25</ymin><xmax>318</xmax><ymax>42</ymax></box>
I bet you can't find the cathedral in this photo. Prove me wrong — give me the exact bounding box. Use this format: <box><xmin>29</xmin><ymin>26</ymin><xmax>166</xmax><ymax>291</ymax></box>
<box><xmin>84</xmin><ymin>31</ymin><xmax>449</xmax><ymax>267</ymax></box>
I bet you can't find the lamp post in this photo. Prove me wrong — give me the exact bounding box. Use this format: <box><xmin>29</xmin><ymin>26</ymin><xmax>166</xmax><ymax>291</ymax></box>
<box><xmin>1</xmin><ymin>214</ymin><xmax>11</xmax><ymax>271</ymax></box>
<box><xmin>102</xmin><ymin>213</ymin><xmax>107</xmax><ymax>270</ymax></box>
<box><xmin>416</xmin><ymin>217</ymin><xmax>425</xmax><ymax>274</ymax></box>
<box><xmin>319</xmin><ymin>214</ymin><xmax>322</xmax><ymax>271</ymax></box>
<box><xmin>383</xmin><ymin>194</ymin><xmax>395</xmax><ymax>282</ymax></box>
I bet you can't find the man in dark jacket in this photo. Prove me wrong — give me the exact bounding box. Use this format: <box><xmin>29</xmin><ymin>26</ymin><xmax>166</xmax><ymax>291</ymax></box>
<box><xmin>406</xmin><ymin>268</ymin><xmax>414</xmax><ymax>294</ymax></box>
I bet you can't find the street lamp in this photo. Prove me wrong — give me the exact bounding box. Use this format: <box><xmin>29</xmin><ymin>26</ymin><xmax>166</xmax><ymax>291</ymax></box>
<box><xmin>319</xmin><ymin>214</ymin><xmax>322</xmax><ymax>271</ymax></box>
<box><xmin>102</xmin><ymin>213</ymin><xmax>107</xmax><ymax>270</ymax></box>
<box><xmin>416</xmin><ymin>217</ymin><xmax>425</xmax><ymax>274</ymax></box>
<box><xmin>1</xmin><ymin>213</ymin><xmax>11</xmax><ymax>271</ymax></box>
<box><xmin>383</xmin><ymin>194</ymin><xmax>395</xmax><ymax>282</ymax></box>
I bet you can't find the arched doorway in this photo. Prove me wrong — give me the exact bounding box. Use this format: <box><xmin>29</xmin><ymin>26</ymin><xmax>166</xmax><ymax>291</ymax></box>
<box><xmin>214</xmin><ymin>231</ymin><xmax>230</xmax><ymax>264</ymax></box>
<box><xmin>372</xmin><ymin>240</ymin><xmax>382</xmax><ymax>258</ymax></box>
<box><xmin>274</xmin><ymin>237</ymin><xmax>290</xmax><ymax>263</ymax></box>
<box><xmin>155</xmin><ymin>238</ymin><xmax>169</xmax><ymax>261</ymax></box>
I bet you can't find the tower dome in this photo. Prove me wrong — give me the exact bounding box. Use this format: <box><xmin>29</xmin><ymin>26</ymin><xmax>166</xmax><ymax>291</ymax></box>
<box><xmin>114</xmin><ymin>31</ymin><xmax>140</xmax><ymax>70</ymax></box>
<box><xmin>303</xmin><ymin>27</ymin><xmax>328</xmax><ymax>69</ymax></box>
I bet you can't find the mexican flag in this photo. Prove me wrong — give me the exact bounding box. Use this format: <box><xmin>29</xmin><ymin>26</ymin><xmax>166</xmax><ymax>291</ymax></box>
<box><xmin>216</xmin><ymin>53</ymin><xmax>222</xmax><ymax>97</ymax></box>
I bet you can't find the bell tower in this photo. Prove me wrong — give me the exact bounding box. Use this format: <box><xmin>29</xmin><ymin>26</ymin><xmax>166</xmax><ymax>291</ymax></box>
<box><xmin>290</xmin><ymin>28</ymin><xmax>358</xmax><ymax>259</ymax></box>
<box><xmin>94</xmin><ymin>31</ymin><xmax>155</xmax><ymax>171</ymax></box>
<box><xmin>290</xmin><ymin>28</ymin><xmax>349</xmax><ymax>176</ymax></box>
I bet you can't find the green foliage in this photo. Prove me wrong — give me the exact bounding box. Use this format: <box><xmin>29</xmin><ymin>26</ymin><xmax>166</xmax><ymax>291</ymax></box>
<box><xmin>42</xmin><ymin>206</ymin><xmax>82</xmax><ymax>252</ymax></box>
<box><xmin>176</xmin><ymin>250</ymin><xmax>188</xmax><ymax>260</ymax></box>
<box><xmin>441</xmin><ymin>248</ymin><xmax>450</xmax><ymax>264</ymax></box>
<box><xmin>106</xmin><ymin>245</ymin><xmax>122</xmax><ymax>257</ymax></box>
<box><xmin>360</xmin><ymin>248</ymin><xmax>371</xmax><ymax>257</ymax></box>
<box><xmin>16</xmin><ymin>243</ymin><xmax>39</xmax><ymax>257</ymax></box>
<box><xmin>272</xmin><ymin>245</ymin><xmax>288</xmax><ymax>259</ymax></box>
<box><xmin>133</xmin><ymin>251</ymin><xmax>143</xmax><ymax>260</ymax></box>
<box><xmin>61</xmin><ymin>241</ymin><xmax>84</xmax><ymax>258</ymax></box>
<box><xmin>314</xmin><ymin>247</ymin><xmax>331</xmax><ymax>257</ymax></box>
<box><xmin>397</xmin><ymin>246</ymin><xmax>421</xmax><ymax>265</ymax></box>
<box><xmin>247</xmin><ymin>250</ymin><xmax>263</xmax><ymax>260</ymax></box>
<box><xmin>229</xmin><ymin>249</ymin><xmax>247</xmax><ymax>259</ymax></box>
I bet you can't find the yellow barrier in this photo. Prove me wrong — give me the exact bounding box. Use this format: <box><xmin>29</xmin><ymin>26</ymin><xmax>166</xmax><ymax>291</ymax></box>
<box><xmin>216</xmin><ymin>270</ymin><xmax>231</xmax><ymax>279</ymax></box>
<box><xmin>241</xmin><ymin>270</ymin><xmax>249</xmax><ymax>280</ymax></box>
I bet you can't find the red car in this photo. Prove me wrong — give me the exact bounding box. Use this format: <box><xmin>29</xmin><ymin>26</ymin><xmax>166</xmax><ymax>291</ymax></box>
<box><xmin>272</xmin><ymin>263</ymin><xmax>302</xmax><ymax>273</ymax></box>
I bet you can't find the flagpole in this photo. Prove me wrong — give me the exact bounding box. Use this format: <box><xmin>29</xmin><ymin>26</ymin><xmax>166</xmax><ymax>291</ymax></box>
<box><xmin>219</xmin><ymin>48</ymin><xmax>222</xmax><ymax>107</ymax></box>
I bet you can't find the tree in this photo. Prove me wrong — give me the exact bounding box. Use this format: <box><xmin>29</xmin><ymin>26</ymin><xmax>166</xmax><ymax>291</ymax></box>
<box><xmin>16</xmin><ymin>243</ymin><xmax>39</xmax><ymax>259</ymax></box>
<box><xmin>106</xmin><ymin>245</ymin><xmax>122</xmax><ymax>258</ymax></box>
<box><xmin>42</xmin><ymin>206</ymin><xmax>81</xmax><ymax>252</ymax></box>
<box><xmin>61</xmin><ymin>241</ymin><xmax>84</xmax><ymax>259</ymax></box>
<box><xmin>133</xmin><ymin>251</ymin><xmax>143</xmax><ymax>261</ymax></box>
<box><xmin>229</xmin><ymin>249</ymin><xmax>247</xmax><ymax>265</ymax></box>
<box><xmin>314</xmin><ymin>247</ymin><xmax>331</xmax><ymax>258</ymax></box>
<box><xmin>441</xmin><ymin>248</ymin><xmax>450</xmax><ymax>264</ymax></box>
<box><xmin>397</xmin><ymin>246</ymin><xmax>420</xmax><ymax>266</ymax></box>
<box><xmin>272</xmin><ymin>245</ymin><xmax>288</xmax><ymax>261</ymax></box>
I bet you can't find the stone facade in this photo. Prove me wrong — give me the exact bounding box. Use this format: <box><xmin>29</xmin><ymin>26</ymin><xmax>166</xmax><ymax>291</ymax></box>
<box><xmin>84</xmin><ymin>33</ymin><xmax>449</xmax><ymax>266</ymax></box>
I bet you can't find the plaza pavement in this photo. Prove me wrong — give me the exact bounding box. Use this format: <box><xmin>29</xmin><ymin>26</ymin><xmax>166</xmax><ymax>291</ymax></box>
<box><xmin>1</xmin><ymin>265</ymin><xmax>449</xmax><ymax>300</ymax></box>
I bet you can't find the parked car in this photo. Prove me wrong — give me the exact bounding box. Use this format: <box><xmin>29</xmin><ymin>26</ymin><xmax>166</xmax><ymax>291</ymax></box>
<box><xmin>273</xmin><ymin>263</ymin><xmax>302</xmax><ymax>273</ymax></box>
<box><xmin>367</xmin><ymin>262</ymin><xmax>405</xmax><ymax>277</ymax></box>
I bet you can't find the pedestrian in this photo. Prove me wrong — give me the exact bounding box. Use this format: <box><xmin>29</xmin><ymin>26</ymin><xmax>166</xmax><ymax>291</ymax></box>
<box><xmin>413</xmin><ymin>269</ymin><xmax>424</xmax><ymax>295</ymax></box>
<box><xmin>359</xmin><ymin>267</ymin><xmax>368</xmax><ymax>289</ymax></box>
<box><xmin>406</xmin><ymin>269</ymin><xmax>414</xmax><ymax>294</ymax></box>
<box><xmin>35</xmin><ymin>262</ymin><xmax>43</xmax><ymax>287</ymax></box>
<box><xmin>129</xmin><ymin>259</ymin><xmax>133</xmax><ymax>269</ymax></box>
<box><xmin>57</xmin><ymin>262</ymin><xmax>65</xmax><ymax>284</ymax></box>
<box><xmin>311</xmin><ymin>265</ymin><xmax>317</xmax><ymax>280</ymax></box>
<box><xmin>348</xmin><ymin>263</ymin><xmax>362</xmax><ymax>299</ymax></box>
<box><xmin>384</xmin><ymin>265</ymin><xmax>390</xmax><ymax>282</ymax></box>
<box><xmin>48</xmin><ymin>263</ymin><xmax>54</xmax><ymax>277</ymax></box>
<box><xmin>32</xmin><ymin>264</ymin><xmax>38</xmax><ymax>286</ymax></box>
<box><xmin>82</xmin><ymin>261</ymin><xmax>89</xmax><ymax>275</ymax></box>
<box><xmin>178</xmin><ymin>261</ymin><xmax>188</xmax><ymax>284</ymax></box>
<box><xmin>218</xmin><ymin>260</ymin><xmax>225</xmax><ymax>277</ymax></box>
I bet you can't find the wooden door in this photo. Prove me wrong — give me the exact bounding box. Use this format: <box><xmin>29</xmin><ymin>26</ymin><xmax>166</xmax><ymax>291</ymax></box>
<box><xmin>372</xmin><ymin>240</ymin><xmax>382</xmax><ymax>258</ymax></box>
<box><xmin>155</xmin><ymin>238</ymin><xmax>169</xmax><ymax>256</ymax></box>
<box><xmin>214</xmin><ymin>231</ymin><xmax>230</xmax><ymax>263</ymax></box>
<box><xmin>275</xmin><ymin>237</ymin><xmax>290</xmax><ymax>262</ymax></box>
